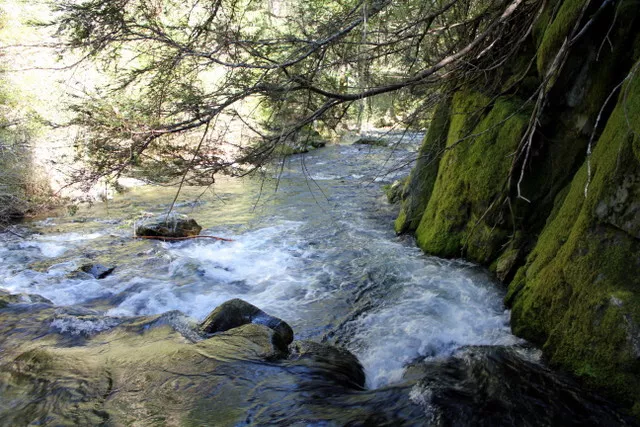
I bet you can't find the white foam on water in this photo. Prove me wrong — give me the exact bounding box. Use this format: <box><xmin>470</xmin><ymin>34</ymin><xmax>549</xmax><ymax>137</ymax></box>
<box><xmin>106</xmin><ymin>222</ymin><xmax>310</xmax><ymax>321</ymax></box>
<box><xmin>18</xmin><ymin>241</ymin><xmax>68</xmax><ymax>258</ymax></box>
<box><xmin>16</xmin><ymin>232</ymin><xmax>104</xmax><ymax>258</ymax></box>
<box><xmin>38</xmin><ymin>232</ymin><xmax>103</xmax><ymax>242</ymax></box>
<box><xmin>309</xmin><ymin>173</ymin><xmax>340</xmax><ymax>181</ymax></box>
<box><xmin>347</xmin><ymin>261</ymin><xmax>521</xmax><ymax>389</ymax></box>
<box><xmin>1</xmin><ymin>268</ymin><xmax>113</xmax><ymax>306</ymax></box>
<box><xmin>51</xmin><ymin>316</ymin><xmax>120</xmax><ymax>336</ymax></box>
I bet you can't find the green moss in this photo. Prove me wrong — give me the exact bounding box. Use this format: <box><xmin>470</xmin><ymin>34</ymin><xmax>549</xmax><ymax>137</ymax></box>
<box><xmin>633</xmin><ymin>402</ymin><xmax>640</xmax><ymax>419</ymax></box>
<box><xmin>414</xmin><ymin>92</ymin><xmax>529</xmax><ymax>263</ymax></box>
<box><xmin>394</xmin><ymin>208</ymin><xmax>408</xmax><ymax>233</ymax></box>
<box><xmin>383</xmin><ymin>177</ymin><xmax>409</xmax><ymax>204</ymax></box>
<box><xmin>508</xmin><ymin>71</ymin><xmax>640</xmax><ymax>411</ymax></box>
<box><xmin>536</xmin><ymin>0</ymin><xmax>588</xmax><ymax>75</ymax></box>
<box><xmin>395</xmin><ymin>96</ymin><xmax>452</xmax><ymax>234</ymax></box>
<box><xmin>532</xmin><ymin>0</ymin><xmax>559</xmax><ymax>48</ymax></box>
<box><xmin>494</xmin><ymin>240</ymin><xmax>522</xmax><ymax>282</ymax></box>
<box><xmin>396</xmin><ymin>0</ymin><xmax>640</xmax><ymax>414</ymax></box>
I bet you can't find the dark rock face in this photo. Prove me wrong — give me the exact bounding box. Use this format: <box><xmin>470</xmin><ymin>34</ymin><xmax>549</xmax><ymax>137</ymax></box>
<box><xmin>200</xmin><ymin>299</ymin><xmax>294</xmax><ymax>352</ymax></box>
<box><xmin>595</xmin><ymin>172</ymin><xmax>640</xmax><ymax>240</ymax></box>
<box><xmin>289</xmin><ymin>340</ymin><xmax>366</xmax><ymax>389</ymax></box>
<box><xmin>79</xmin><ymin>264</ymin><xmax>116</xmax><ymax>279</ymax></box>
<box><xmin>403</xmin><ymin>346</ymin><xmax>637</xmax><ymax>426</ymax></box>
<box><xmin>136</xmin><ymin>218</ymin><xmax>202</xmax><ymax>238</ymax></box>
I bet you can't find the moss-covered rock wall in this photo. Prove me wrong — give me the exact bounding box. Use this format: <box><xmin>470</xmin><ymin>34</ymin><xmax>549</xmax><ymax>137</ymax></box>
<box><xmin>414</xmin><ymin>93</ymin><xmax>530</xmax><ymax>264</ymax></box>
<box><xmin>507</xmin><ymin>73</ymin><xmax>640</xmax><ymax>414</ymax></box>
<box><xmin>397</xmin><ymin>0</ymin><xmax>640</xmax><ymax>416</ymax></box>
<box><xmin>395</xmin><ymin>97</ymin><xmax>451</xmax><ymax>234</ymax></box>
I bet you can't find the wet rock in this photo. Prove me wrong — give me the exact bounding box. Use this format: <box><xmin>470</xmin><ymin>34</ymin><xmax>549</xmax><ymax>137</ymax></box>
<box><xmin>0</xmin><ymin>290</ymin><xmax>53</xmax><ymax>308</ymax></box>
<box><xmin>403</xmin><ymin>346</ymin><xmax>636</xmax><ymax>426</ymax></box>
<box><xmin>277</xmin><ymin>138</ymin><xmax>326</xmax><ymax>155</ymax></box>
<box><xmin>0</xmin><ymin>292</ymin><xmax>16</xmax><ymax>309</ymax></box>
<box><xmin>595</xmin><ymin>172</ymin><xmax>640</xmax><ymax>239</ymax></box>
<box><xmin>218</xmin><ymin>323</ymin><xmax>288</xmax><ymax>360</ymax></box>
<box><xmin>136</xmin><ymin>216</ymin><xmax>202</xmax><ymax>238</ymax></box>
<box><xmin>200</xmin><ymin>298</ymin><xmax>294</xmax><ymax>352</ymax></box>
<box><xmin>383</xmin><ymin>178</ymin><xmax>407</xmax><ymax>204</ymax></box>
<box><xmin>267</xmin><ymin>125</ymin><xmax>327</xmax><ymax>155</ymax></box>
<box><xmin>78</xmin><ymin>263</ymin><xmax>116</xmax><ymax>279</ymax></box>
<box><xmin>289</xmin><ymin>340</ymin><xmax>366</xmax><ymax>389</ymax></box>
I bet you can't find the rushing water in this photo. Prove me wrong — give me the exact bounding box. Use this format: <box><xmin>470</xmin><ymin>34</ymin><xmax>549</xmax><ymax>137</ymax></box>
<box><xmin>0</xmin><ymin>137</ymin><xmax>634</xmax><ymax>425</ymax></box>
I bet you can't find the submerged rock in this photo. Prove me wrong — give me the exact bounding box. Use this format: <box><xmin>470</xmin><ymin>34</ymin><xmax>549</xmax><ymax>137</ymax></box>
<box><xmin>200</xmin><ymin>298</ymin><xmax>294</xmax><ymax>352</ymax></box>
<box><xmin>219</xmin><ymin>323</ymin><xmax>288</xmax><ymax>360</ymax></box>
<box><xmin>136</xmin><ymin>216</ymin><xmax>202</xmax><ymax>238</ymax></box>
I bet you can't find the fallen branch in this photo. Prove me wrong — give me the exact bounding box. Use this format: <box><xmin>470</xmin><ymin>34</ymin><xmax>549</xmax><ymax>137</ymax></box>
<box><xmin>134</xmin><ymin>235</ymin><xmax>234</xmax><ymax>242</ymax></box>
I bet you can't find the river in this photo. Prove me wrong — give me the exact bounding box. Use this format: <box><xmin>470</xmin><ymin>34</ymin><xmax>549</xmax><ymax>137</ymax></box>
<box><xmin>0</xmin><ymin>137</ymin><xmax>633</xmax><ymax>425</ymax></box>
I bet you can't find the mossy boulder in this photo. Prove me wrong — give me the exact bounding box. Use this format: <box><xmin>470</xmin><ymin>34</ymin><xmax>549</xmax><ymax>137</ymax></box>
<box><xmin>353</xmin><ymin>136</ymin><xmax>388</xmax><ymax>147</ymax></box>
<box><xmin>383</xmin><ymin>178</ymin><xmax>407</xmax><ymax>204</ymax></box>
<box><xmin>273</xmin><ymin>125</ymin><xmax>327</xmax><ymax>156</ymax></box>
<box><xmin>136</xmin><ymin>216</ymin><xmax>202</xmax><ymax>238</ymax></box>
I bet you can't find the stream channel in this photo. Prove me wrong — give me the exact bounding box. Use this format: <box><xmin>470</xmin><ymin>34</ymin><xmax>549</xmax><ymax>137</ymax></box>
<box><xmin>0</xmin><ymin>136</ymin><xmax>634</xmax><ymax>425</ymax></box>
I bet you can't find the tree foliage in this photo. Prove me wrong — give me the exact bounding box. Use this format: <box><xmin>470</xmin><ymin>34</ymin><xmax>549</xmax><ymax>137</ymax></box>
<box><xmin>0</xmin><ymin>5</ymin><xmax>54</xmax><ymax>225</ymax></box>
<box><xmin>54</xmin><ymin>0</ymin><xmax>542</xmax><ymax>187</ymax></box>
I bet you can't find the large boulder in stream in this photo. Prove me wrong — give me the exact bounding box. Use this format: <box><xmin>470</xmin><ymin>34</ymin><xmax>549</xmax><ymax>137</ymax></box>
<box><xmin>135</xmin><ymin>216</ymin><xmax>202</xmax><ymax>238</ymax></box>
<box><xmin>200</xmin><ymin>298</ymin><xmax>294</xmax><ymax>353</ymax></box>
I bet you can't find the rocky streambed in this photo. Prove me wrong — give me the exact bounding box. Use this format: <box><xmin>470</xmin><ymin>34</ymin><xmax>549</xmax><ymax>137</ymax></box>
<box><xmin>0</xmin><ymin>292</ymin><xmax>633</xmax><ymax>426</ymax></box>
